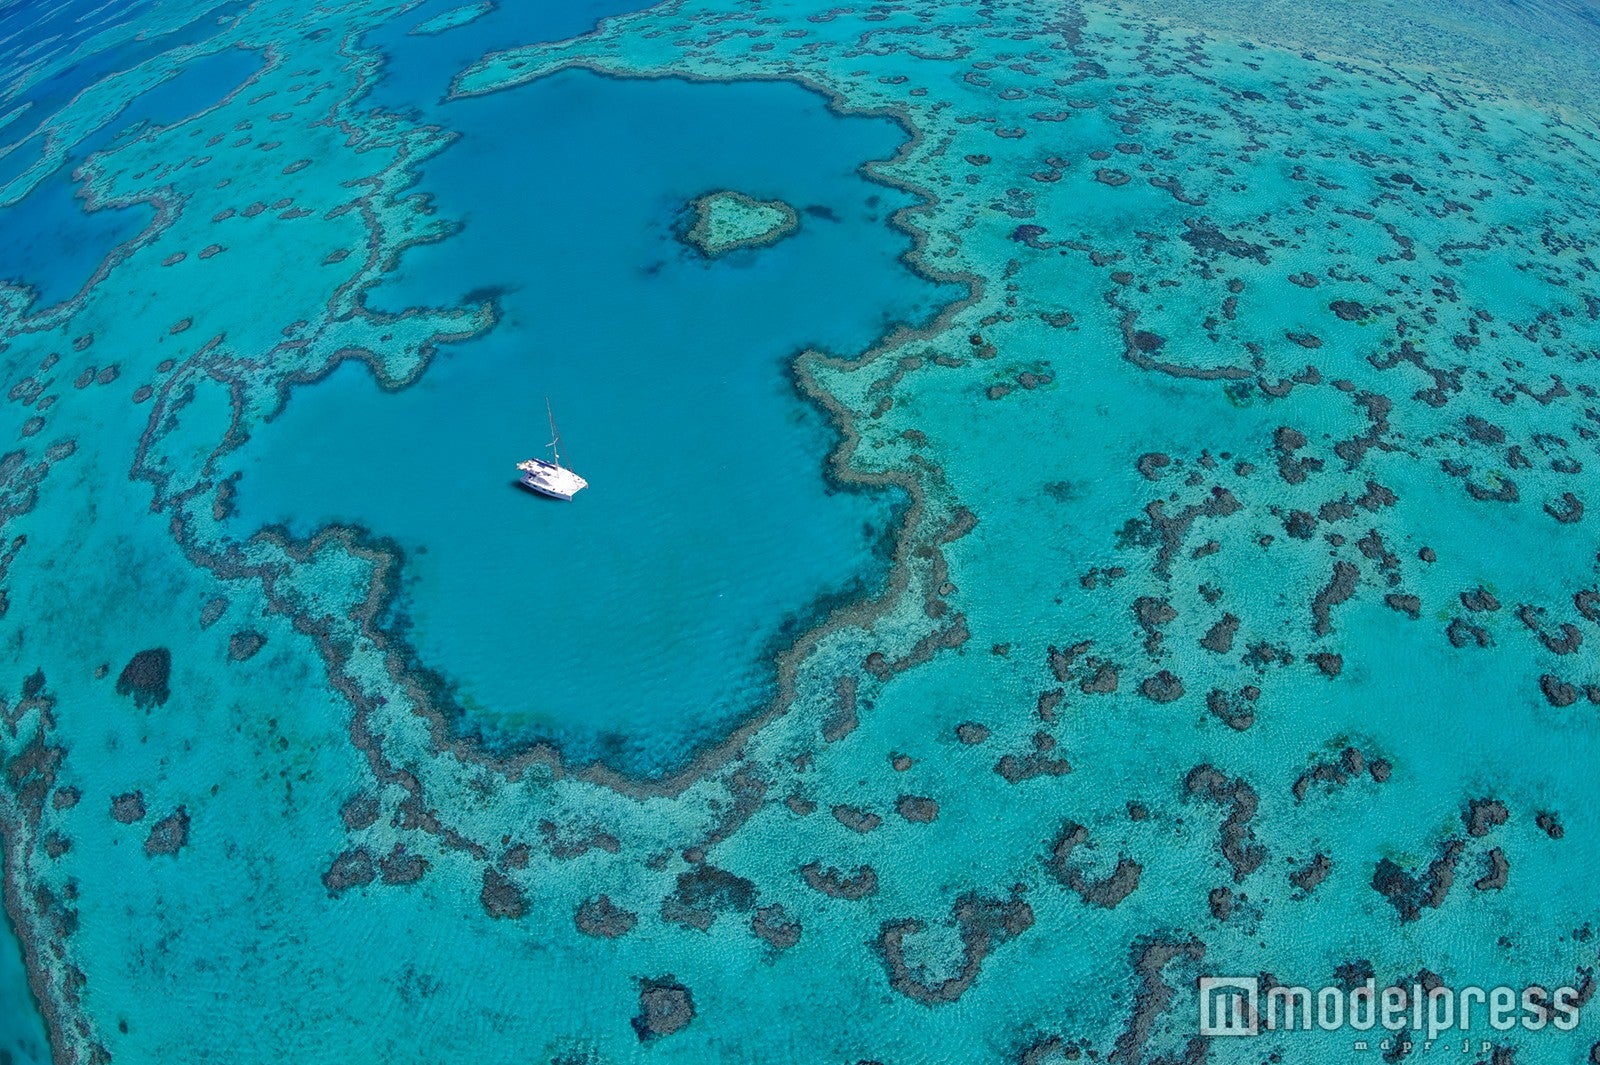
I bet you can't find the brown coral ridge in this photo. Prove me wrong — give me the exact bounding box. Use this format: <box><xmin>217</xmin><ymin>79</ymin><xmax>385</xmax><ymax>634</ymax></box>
<box><xmin>377</xmin><ymin>844</ymin><xmax>428</xmax><ymax>885</ymax></box>
<box><xmin>1516</xmin><ymin>603</ymin><xmax>1584</xmax><ymax>656</ymax></box>
<box><xmin>1206</xmin><ymin>686</ymin><xmax>1258</xmax><ymax>731</ymax></box>
<box><xmin>956</xmin><ymin>720</ymin><xmax>992</xmax><ymax>745</ymax></box>
<box><xmin>1132</xmin><ymin>595</ymin><xmax>1177</xmax><ymax>655</ymax></box>
<box><xmin>480</xmin><ymin>867</ymin><xmax>526</xmax><ymax>919</ymax></box>
<box><xmin>864</xmin><ymin>613</ymin><xmax>971</xmax><ymax>680</ymax></box>
<box><xmin>1116</xmin><ymin>307</ymin><xmax>1251</xmax><ymax>383</ymax></box>
<box><xmin>1538</xmin><ymin>673</ymin><xmax>1592</xmax><ymax>708</ymax></box>
<box><xmin>896</xmin><ymin>794</ymin><xmax>940</xmax><ymax>823</ymax></box>
<box><xmin>1118</xmin><ymin>484</ymin><xmax>1245</xmax><ymax>579</ymax></box>
<box><xmin>1139</xmin><ymin>670</ymin><xmax>1185</xmax><ymax>703</ymax></box>
<box><xmin>1046</xmin><ymin>822</ymin><xmax>1143</xmax><ymax>909</ymax></box>
<box><xmin>1289</xmin><ymin>853</ymin><xmax>1334</xmax><ymax>896</ymax></box>
<box><xmin>1310</xmin><ymin>560</ymin><xmax>1360</xmax><ymax>636</ymax></box>
<box><xmin>695</xmin><ymin>765</ymin><xmax>769</xmax><ymax>852</ymax></box>
<box><xmin>227</xmin><ymin>630</ymin><xmax>267</xmax><ymax>661</ymax></box>
<box><xmin>1046</xmin><ymin>640</ymin><xmax>1120</xmax><ymax>696</ymax></box>
<box><xmin>1111</xmin><ymin>935</ymin><xmax>1206</xmax><ymax>1065</ymax></box>
<box><xmin>322</xmin><ymin>847</ymin><xmax>376</xmax><ymax>894</ymax></box>
<box><xmin>877</xmin><ymin>888</ymin><xmax>1034</xmax><ymax>1005</ymax></box>
<box><xmin>111</xmin><ymin>790</ymin><xmax>147</xmax><ymax>824</ymax></box>
<box><xmin>751</xmin><ymin>904</ymin><xmax>802</xmax><ymax>951</ymax></box>
<box><xmin>820</xmin><ymin>674</ymin><xmax>859</xmax><ymax>742</ymax></box>
<box><xmin>832</xmin><ymin>803</ymin><xmax>882</xmax><ymax>833</ymax></box>
<box><xmin>1474</xmin><ymin>848</ymin><xmax>1510</xmax><ymax>892</ymax></box>
<box><xmin>0</xmin><ymin>677</ymin><xmax>107</xmax><ymax>1062</ymax></box>
<box><xmin>1199</xmin><ymin>613</ymin><xmax>1240</xmax><ymax>654</ymax></box>
<box><xmin>1273</xmin><ymin>426</ymin><xmax>1324</xmax><ymax>485</ymax></box>
<box><xmin>1463</xmin><ymin>797</ymin><xmax>1509</xmax><ymax>837</ymax></box>
<box><xmin>1184</xmin><ymin>765</ymin><xmax>1265</xmax><ymax>882</ymax></box>
<box><xmin>539</xmin><ymin>818</ymin><xmax>621</xmax><ymax>859</ymax></box>
<box><xmin>1013</xmin><ymin>1034</ymin><xmax>1094</xmax><ymax>1065</ymax></box>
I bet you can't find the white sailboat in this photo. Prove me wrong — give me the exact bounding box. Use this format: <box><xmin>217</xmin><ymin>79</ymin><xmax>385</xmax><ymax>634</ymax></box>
<box><xmin>517</xmin><ymin>399</ymin><xmax>588</xmax><ymax>500</ymax></box>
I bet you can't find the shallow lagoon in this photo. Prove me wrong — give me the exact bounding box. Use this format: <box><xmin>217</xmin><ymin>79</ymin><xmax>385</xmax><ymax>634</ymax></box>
<box><xmin>232</xmin><ymin>70</ymin><xmax>957</xmax><ymax>775</ymax></box>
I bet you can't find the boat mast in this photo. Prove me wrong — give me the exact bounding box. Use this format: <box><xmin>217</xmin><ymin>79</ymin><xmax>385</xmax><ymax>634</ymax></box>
<box><xmin>546</xmin><ymin>397</ymin><xmax>563</xmax><ymax>469</ymax></box>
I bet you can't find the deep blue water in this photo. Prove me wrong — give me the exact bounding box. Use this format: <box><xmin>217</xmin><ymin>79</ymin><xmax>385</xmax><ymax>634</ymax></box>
<box><xmin>77</xmin><ymin>44</ymin><xmax>264</xmax><ymax>157</ymax></box>
<box><xmin>234</xmin><ymin>68</ymin><xmax>957</xmax><ymax>775</ymax></box>
<box><xmin>0</xmin><ymin>159</ymin><xmax>149</xmax><ymax>310</ymax></box>
<box><xmin>0</xmin><ymin>1</ymin><xmax>244</xmax><ymax>120</ymax></box>
<box><xmin>0</xmin><ymin>8</ymin><xmax>258</xmax><ymax>312</ymax></box>
<box><xmin>0</xmin><ymin>131</ymin><xmax>42</xmax><ymax>189</ymax></box>
<box><xmin>359</xmin><ymin>0</ymin><xmax>652</xmax><ymax>115</ymax></box>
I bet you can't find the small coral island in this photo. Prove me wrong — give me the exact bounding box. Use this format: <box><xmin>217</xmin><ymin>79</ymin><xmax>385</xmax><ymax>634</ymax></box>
<box><xmin>682</xmin><ymin>189</ymin><xmax>799</xmax><ymax>256</ymax></box>
<box><xmin>409</xmin><ymin>1</ymin><xmax>493</xmax><ymax>35</ymax></box>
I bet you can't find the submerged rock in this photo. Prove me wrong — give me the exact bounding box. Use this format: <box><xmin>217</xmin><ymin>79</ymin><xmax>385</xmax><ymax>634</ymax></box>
<box><xmin>110</xmin><ymin>791</ymin><xmax>146</xmax><ymax>824</ymax></box>
<box><xmin>751</xmin><ymin>904</ymin><xmax>802</xmax><ymax>951</ymax></box>
<box><xmin>144</xmin><ymin>807</ymin><xmax>190</xmax><ymax>857</ymax></box>
<box><xmin>632</xmin><ymin>976</ymin><xmax>695</xmax><ymax>1041</ymax></box>
<box><xmin>322</xmin><ymin>848</ymin><xmax>376</xmax><ymax>894</ymax></box>
<box><xmin>576</xmin><ymin>895</ymin><xmax>638</xmax><ymax>939</ymax></box>
<box><xmin>115</xmin><ymin>648</ymin><xmax>171</xmax><ymax>709</ymax></box>
<box><xmin>228</xmin><ymin>630</ymin><xmax>267</xmax><ymax>661</ymax></box>
<box><xmin>480</xmin><ymin>868</ymin><xmax>525</xmax><ymax>920</ymax></box>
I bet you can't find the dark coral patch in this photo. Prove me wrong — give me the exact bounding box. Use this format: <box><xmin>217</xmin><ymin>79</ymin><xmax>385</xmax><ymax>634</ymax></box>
<box><xmin>1372</xmin><ymin>841</ymin><xmax>1463</xmax><ymax>922</ymax></box>
<box><xmin>115</xmin><ymin>648</ymin><xmax>171</xmax><ymax>709</ymax></box>
<box><xmin>110</xmin><ymin>791</ymin><xmax>146</xmax><ymax>824</ymax></box>
<box><xmin>751</xmin><ymin>904</ymin><xmax>802</xmax><ymax>950</ymax></box>
<box><xmin>800</xmin><ymin>862</ymin><xmax>877</xmax><ymax>900</ymax></box>
<box><xmin>896</xmin><ymin>795</ymin><xmax>939</xmax><ymax>823</ymax></box>
<box><xmin>227</xmin><ymin>630</ymin><xmax>266</xmax><ymax>661</ymax></box>
<box><xmin>661</xmin><ymin>865</ymin><xmax>755</xmax><ymax>930</ymax></box>
<box><xmin>877</xmin><ymin>890</ymin><xmax>1033</xmax><ymax>1005</ymax></box>
<box><xmin>576</xmin><ymin>895</ymin><xmax>638</xmax><ymax>938</ymax></box>
<box><xmin>1047</xmin><ymin>821</ymin><xmax>1143</xmax><ymax>908</ymax></box>
<box><xmin>633</xmin><ymin>976</ymin><xmax>695</xmax><ymax>1041</ymax></box>
<box><xmin>480</xmin><ymin>867</ymin><xmax>525</xmax><ymax>919</ymax></box>
<box><xmin>322</xmin><ymin>848</ymin><xmax>375</xmax><ymax>894</ymax></box>
<box><xmin>144</xmin><ymin>807</ymin><xmax>190</xmax><ymax>857</ymax></box>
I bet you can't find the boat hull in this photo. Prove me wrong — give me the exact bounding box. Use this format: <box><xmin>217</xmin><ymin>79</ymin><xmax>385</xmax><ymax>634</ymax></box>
<box><xmin>519</xmin><ymin>474</ymin><xmax>576</xmax><ymax>501</ymax></box>
<box><xmin>516</xmin><ymin>458</ymin><xmax>587</xmax><ymax>500</ymax></box>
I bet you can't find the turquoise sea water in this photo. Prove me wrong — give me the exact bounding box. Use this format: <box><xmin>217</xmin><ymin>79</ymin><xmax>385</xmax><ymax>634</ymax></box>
<box><xmin>3</xmin><ymin>0</ymin><xmax>1600</xmax><ymax>1061</ymax></box>
<box><xmin>0</xmin><ymin>856</ymin><xmax>46</xmax><ymax>1065</ymax></box>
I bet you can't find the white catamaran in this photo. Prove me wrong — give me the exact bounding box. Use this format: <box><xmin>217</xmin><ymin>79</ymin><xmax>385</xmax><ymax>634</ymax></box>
<box><xmin>517</xmin><ymin>400</ymin><xmax>588</xmax><ymax>501</ymax></box>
